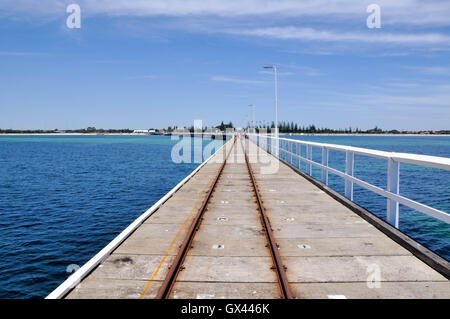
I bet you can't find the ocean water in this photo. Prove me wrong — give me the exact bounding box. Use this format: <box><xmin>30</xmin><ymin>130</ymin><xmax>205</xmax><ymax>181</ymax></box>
<box><xmin>0</xmin><ymin>135</ymin><xmax>223</xmax><ymax>298</ymax></box>
<box><xmin>278</xmin><ymin>135</ymin><xmax>450</xmax><ymax>262</ymax></box>
<box><xmin>0</xmin><ymin>135</ymin><xmax>448</xmax><ymax>299</ymax></box>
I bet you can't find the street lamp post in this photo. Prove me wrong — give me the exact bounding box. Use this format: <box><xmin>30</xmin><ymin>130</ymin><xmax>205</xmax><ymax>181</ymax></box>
<box><xmin>264</xmin><ymin>65</ymin><xmax>279</xmax><ymax>156</ymax></box>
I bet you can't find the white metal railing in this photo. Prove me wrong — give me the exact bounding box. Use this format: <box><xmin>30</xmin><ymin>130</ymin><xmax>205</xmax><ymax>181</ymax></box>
<box><xmin>247</xmin><ymin>134</ymin><xmax>450</xmax><ymax>228</ymax></box>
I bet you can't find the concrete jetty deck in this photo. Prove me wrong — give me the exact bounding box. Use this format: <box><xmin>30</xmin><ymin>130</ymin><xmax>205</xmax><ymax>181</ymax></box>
<box><xmin>65</xmin><ymin>137</ymin><xmax>449</xmax><ymax>299</ymax></box>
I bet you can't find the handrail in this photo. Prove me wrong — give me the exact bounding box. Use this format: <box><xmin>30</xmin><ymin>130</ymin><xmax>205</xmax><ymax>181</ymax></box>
<box><xmin>253</xmin><ymin>134</ymin><xmax>450</xmax><ymax>171</ymax></box>
<box><xmin>247</xmin><ymin>134</ymin><xmax>450</xmax><ymax>228</ymax></box>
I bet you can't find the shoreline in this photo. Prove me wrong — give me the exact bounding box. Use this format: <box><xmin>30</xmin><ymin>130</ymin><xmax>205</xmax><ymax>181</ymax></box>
<box><xmin>0</xmin><ymin>133</ymin><xmax>151</xmax><ymax>136</ymax></box>
<box><xmin>283</xmin><ymin>133</ymin><xmax>450</xmax><ymax>137</ymax></box>
<box><xmin>0</xmin><ymin>133</ymin><xmax>449</xmax><ymax>137</ymax></box>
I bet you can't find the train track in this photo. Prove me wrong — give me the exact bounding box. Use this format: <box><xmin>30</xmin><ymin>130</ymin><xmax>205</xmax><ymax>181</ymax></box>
<box><xmin>156</xmin><ymin>135</ymin><xmax>294</xmax><ymax>299</ymax></box>
<box><xmin>239</xmin><ymin>137</ymin><xmax>294</xmax><ymax>299</ymax></box>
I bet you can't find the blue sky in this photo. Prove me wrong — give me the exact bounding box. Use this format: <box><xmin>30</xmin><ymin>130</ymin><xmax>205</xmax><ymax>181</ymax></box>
<box><xmin>1</xmin><ymin>0</ymin><xmax>450</xmax><ymax>130</ymax></box>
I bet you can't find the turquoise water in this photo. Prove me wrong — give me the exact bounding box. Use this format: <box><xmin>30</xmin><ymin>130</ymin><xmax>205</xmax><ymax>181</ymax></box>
<box><xmin>0</xmin><ymin>135</ymin><xmax>448</xmax><ymax>298</ymax></box>
<box><xmin>279</xmin><ymin>135</ymin><xmax>450</xmax><ymax>262</ymax></box>
<box><xmin>0</xmin><ymin>135</ymin><xmax>223</xmax><ymax>298</ymax></box>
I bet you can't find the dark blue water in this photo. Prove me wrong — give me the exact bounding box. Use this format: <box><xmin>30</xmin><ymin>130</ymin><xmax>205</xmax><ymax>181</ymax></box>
<box><xmin>278</xmin><ymin>135</ymin><xmax>450</xmax><ymax>262</ymax></box>
<box><xmin>0</xmin><ymin>135</ymin><xmax>223</xmax><ymax>298</ymax></box>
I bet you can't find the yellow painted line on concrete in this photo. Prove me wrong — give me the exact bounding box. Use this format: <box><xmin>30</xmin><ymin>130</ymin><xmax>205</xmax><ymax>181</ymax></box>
<box><xmin>139</xmin><ymin>163</ymin><xmax>222</xmax><ymax>299</ymax></box>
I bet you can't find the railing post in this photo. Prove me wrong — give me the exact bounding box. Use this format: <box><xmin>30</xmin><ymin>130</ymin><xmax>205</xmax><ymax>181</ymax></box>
<box><xmin>280</xmin><ymin>140</ymin><xmax>283</xmax><ymax>159</ymax></box>
<box><xmin>274</xmin><ymin>136</ymin><xmax>279</xmax><ymax>158</ymax></box>
<box><xmin>271</xmin><ymin>137</ymin><xmax>274</xmax><ymax>155</ymax></box>
<box><xmin>345</xmin><ymin>151</ymin><xmax>354</xmax><ymax>200</ymax></box>
<box><xmin>289</xmin><ymin>141</ymin><xmax>293</xmax><ymax>165</ymax></box>
<box><xmin>284</xmin><ymin>140</ymin><xmax>287</xmax><ymax>160</ymax></box>
<box><xmin>387</xmin><ymin>158</ymin><xmax>400</xmax><ymax>228</ymax></box>
<box><xmin>285</xmin><ymin>140</ymin><xmax>287</xmax><ymax>162</ymax></box>
<box><xmin>306</xmin><ymin>145</ymin><xmax>312</xmax><ymax>175</ymax></box>
<box><xmin>269</xmin><ymin>137</ymin><xmax>272</xmax><ymax>153</ymax></box>
<box><xmin>297</xmin><ymin>143</ymin><xmax>301</xmax><ymax>169</ymax></box>
<box><xmin>321</xmin><ymin>147</ymin><xmax>328</xmax><ymax>185</ymax></box>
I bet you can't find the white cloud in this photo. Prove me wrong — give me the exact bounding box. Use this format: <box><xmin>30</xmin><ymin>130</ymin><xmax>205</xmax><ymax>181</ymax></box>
<box><xmin>211</xmin><ymin>76</ymin><xmax>265</xmax><ymax>85</ymax></box>
<box><xmin>366</xmin><ymin>94</ymin><xmax>450</xmax><ymax>107</ymax></box>
<box><xmin>278</xmin><ymin>64</ymin><xmax>323</xmax><ymax>76</ymax></box>
<box><xmin>2</xmin><ymin>0</ymin><xmax>450</xmax><ymax>26</ymax></box>
<box><xmin>74</xmin><ymin>0</ymin><xmax>450</xmax><ymax>27</ymax></box>
<box><xmin>1</xmin><ymin>1</ymin><xmax>450</xmax><ymax>52</ymax></box>
<box><xmin>258</xmin><ymin>70</ymin><xmax>295</xmax><ymax>76</ymax></box>
<box><xmin>404</xmin><ymin>66</ymin><xmax>450</xmax><ymax>76</ymax></box>
<box><xmin>333</xmin><ymin>89</ymin><xmax>450</xmax><ymax>110</ymax></box>
<box><xmin>227</xmin><ymin>27</ymin><xmax>450</xmax><ymax>45</ymax></box>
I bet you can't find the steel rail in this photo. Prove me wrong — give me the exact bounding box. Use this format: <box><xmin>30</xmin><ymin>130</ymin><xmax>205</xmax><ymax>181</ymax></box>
<box><xmin>240</xmin><ymin>137</ymin><xmax>295</xmax><ymax>299</ymax></box>
<box><xmin>155</xmin><ymin>136</ymin><xmax>236</xmax><ymax>299</ymax></box>
<box><xmin>47</xmin><ymin>137</ymin><xmax>231</xmax><ymax>299</ymax></box>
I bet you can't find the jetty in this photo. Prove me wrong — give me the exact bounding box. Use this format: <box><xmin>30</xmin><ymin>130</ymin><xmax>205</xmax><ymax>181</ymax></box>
<box><xmin>47</xmin><ymin>135</ymin><xmax>450</xmax><ymax>299</ymax></box>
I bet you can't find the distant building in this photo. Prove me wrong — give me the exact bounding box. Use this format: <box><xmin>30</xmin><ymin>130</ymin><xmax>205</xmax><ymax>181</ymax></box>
<box><xmin>133</xmin><ymin>129</ymin><xmax>150</xmax><ymax>134</ymax></box>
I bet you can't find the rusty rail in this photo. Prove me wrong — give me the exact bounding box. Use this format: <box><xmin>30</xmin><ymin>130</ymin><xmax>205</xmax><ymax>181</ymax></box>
<box><xmin>155</xmin><ymin>136</ymin><xmax>236</xmax><ymax>299</ymax></box>
<box><xmin>240</xmin><ymin>137</ymin><xmax>295</xmax><ymax>299</ymax></box>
